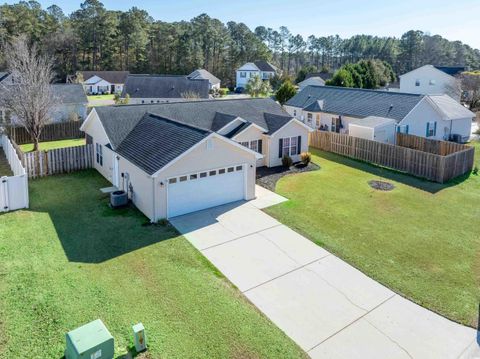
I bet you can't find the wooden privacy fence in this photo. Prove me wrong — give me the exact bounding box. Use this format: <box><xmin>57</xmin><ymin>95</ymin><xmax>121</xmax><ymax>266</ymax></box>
<box><xmin>22</xmin><ymin>144</ymin><xmax>94</xmax><ymax>178</ymax></box>
<box><xmin>309</xmin><ymin>131</ymin><xmax>475</xmax><ymax>183</ymax></box>
<box><xmin>7</xmin><ymin>121</ymin><xmax>83</xmax><ymax>145</ymax></box>
<box><xmin>396</xmin><ymin>133</ymin><xmax>466</xmax><ymax>156</ymax></box>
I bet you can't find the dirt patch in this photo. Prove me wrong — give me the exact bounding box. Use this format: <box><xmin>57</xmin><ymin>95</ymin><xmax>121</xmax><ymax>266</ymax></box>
<box><xmin>368</xmin><ymin>180</ymin><xmax>395</xmax><ymax>191</ymax></box>
<box><xmin>256</xmin><ymin>162</ymin><xmax>320</xmax><ymax>191</ymax></box>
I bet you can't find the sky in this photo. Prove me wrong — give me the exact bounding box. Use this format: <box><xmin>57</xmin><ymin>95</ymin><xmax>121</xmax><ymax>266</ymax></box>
<box><xmin>5</xmin><ymin>0</ymin><xmax>480</xmax><ymax>49</ymax></box>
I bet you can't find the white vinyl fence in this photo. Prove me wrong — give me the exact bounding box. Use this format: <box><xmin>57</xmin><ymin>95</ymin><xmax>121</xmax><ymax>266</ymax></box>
<box><xmin>0</xmin><ymin>134</ymin><xmax>29</xmax><ymax>212</ymax></box>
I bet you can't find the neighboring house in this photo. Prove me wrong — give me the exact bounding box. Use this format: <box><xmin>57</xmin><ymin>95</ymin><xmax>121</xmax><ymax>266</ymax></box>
<box><xmin>188</xmin><ymin>69</ymin><xmax>221</xmax><ymax>90</ymax></box>
<box><xmin>285</xmin><ymin>85</ymin><xmax>475</xmax><ymax>143</ymax></box>
<box><xmin>121</xmin><ymin>75</ymin><xmax>210</xmax><ymax>104</ymax></box>
<box><xmin>236</xmin><ymin>61</ymin><xmax>278</xmax><ymax>89</ymax></box>
<box><xmin>80</xmin><ymin>98</ymin><xmax>311</xmax><ymax>220</ymax></box>
<box><xmin>399</xmin><ymin>65</ymin><xmax>465</xmax><ymax>101</ymax></box>
<box><xmin>71</xmin><ymin>71</ymin><xmax>130</xmax><ymax>95</ymax></box>
<box><xmin>297</xmin><ymin>76</ymin><xmax>325</xmax><ymax>91</ymax></box>
<box><xmin>0</xmin><ymin>84</ymin><xmax>88</xmax><ymax>125</ymax></box>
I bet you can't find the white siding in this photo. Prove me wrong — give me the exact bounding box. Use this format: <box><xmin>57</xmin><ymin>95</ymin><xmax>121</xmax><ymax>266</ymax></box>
<box><xmin>267</xmin><ymin>121</ymin><xmax>309</xmax><ymax>167</ymax></box>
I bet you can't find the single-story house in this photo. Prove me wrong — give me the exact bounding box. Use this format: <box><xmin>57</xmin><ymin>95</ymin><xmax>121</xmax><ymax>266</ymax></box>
<box><xmin>188</xmin><ymin>69</ymin><xmax>221</xmax><ymax>90</ymax></box>
<box><xmin>80</xmin><ymin>98</ymin><xmax>311</xmax><ymax>220</ymax></box>
<box><xmin>236</xmin><ymin>61</ymin><xmax>279</xmax><ymax>89</ymax></box>
<box><xmin>285</xmin><ymin>85</ymin><xmax>475</xmax><ymax>143</ymax></box>
<box><xmin>121</xmin><ymin>75</ymin><xmax>210</xmax><ymax>104</ymax></box>
<box><xmin>297</xmin><ymin>76</ymin><xmax>325</xmax><ymax>91</ymax></box>
<box><xmin>0</xmin><ymin>84</ymin><xmax>88</xmax><ymax>125</ymax></box>
<box><xmin>399</xmin><ymin>65</ymin><xmax>465</xmax><ymax>101</ymax></box>
<box><xmin>74</xmin><ymin>71</ymin><xmax>130</xmax><ymax>95</ymax></box>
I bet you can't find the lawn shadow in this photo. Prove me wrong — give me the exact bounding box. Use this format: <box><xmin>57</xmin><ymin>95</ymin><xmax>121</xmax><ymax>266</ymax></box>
<box><xmin>30</xmin><ymin>170</ymin><xmax>178</xmax><ymax>264</ymax></box>
<box><xmin>312</xmin><ymin>149</ymin><xmax>472</xmax><ymax>194</ymax></box>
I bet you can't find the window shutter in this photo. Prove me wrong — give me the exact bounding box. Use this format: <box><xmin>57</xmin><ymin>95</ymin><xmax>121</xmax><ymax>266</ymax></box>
<box><xmin>297</xmin><ymin>136</ymin><xmax>302</xmax><ymax>155</ymax></box>
<box><xmin>426</xmin><ymin>122</ymin><xmax>430</xmax><ymax>137</ymax></box>
<box><xmin>278</xmin><ymin>138</ymin><xmax>283</xmax><ymax>158</ymax></box>
<box><xmin>433</xmin><ymin>122</ymin><xmax>437</xmax><ymax>136</ymax></box>
<box><xmin>258</xmin><ymin>139</ymin><xmax>263</xmax><ymax>154</ymax></box>
<box><xmin>396</xmin><ymin>125</ymin><xmax>400</xmax><ymax>133</ymax></box>
<box><xmin>406</xmin><ymin>125</ymin><xmax>409</xmax><ymax>134</ymax></box>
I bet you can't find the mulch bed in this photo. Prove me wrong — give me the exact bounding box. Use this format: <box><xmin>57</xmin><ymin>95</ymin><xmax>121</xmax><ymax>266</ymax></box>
<box><xmin>368</xmin><ymin>180</ymin><xmax>395</xmax><ymax>191</ymax></box>
<box><xmin>256</xmin><ymin>162</ymin><xmax>320</xmax><ymax>191</ymax></box>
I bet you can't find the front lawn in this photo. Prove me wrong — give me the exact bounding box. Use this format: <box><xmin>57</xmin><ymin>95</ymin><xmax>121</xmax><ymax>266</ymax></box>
<box><xmin>20</xmin><ymin>138</ymin><xmax>86</xmax><ymax>152</ymax></box>
<box><xmin>87</xmin><ymin>94</ymin><xmax>115</xmax><ymax>101</ymax></box>
<box><xmin>265</xmin><ymin>142</ymin><xmax>480</xmax><ymax>327</ymax></box>
<box><xmin>0</xmin><ymin>170</ymin><xmax>305</xmax><ymax>358</ymax></box>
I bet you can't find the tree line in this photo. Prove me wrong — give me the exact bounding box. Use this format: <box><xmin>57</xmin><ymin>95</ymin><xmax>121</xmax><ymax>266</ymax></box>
<box><xmin>1</xmin><ymin>0</ymin><xmax>479</xmax><ymax>87</ymax></box>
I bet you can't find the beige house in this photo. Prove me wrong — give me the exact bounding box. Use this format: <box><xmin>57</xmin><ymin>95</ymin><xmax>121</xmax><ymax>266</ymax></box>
<box><xmin>80</xmin><ymin>98</ymin><xmax>311</xmax><ymax>220</ymax></box>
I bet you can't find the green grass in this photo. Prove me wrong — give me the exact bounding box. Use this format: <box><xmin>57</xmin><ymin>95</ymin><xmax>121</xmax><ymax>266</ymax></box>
<box><xmin>20</xmin><ymin>138</ymin><xmax>86</xmax><ymax>152</ymax></box>
<box><xmin>87</xmin><ymin>94</ymin><xmax>115</xmax><ymax>101</ymax></box>
<box><xmin>265</xmin><ymin>142</ymin><xmax>480</xmax><ymax>328</ymax></box>
<box><xmin>0</xmin><ymin>170</ymin><xmax>305</xmax><ymax>359</ymax></box>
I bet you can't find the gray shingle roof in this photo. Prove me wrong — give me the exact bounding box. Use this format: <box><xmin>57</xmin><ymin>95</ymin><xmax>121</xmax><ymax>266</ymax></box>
<box><xmin>225</xmin><ymin>122</ymin><xmax>251</xmax><ymax>138</ymax></box>
<box><xmin>121</xmin><ymin>75</ymin><xmax>210</xmax><ymax>99</ymax></box>
<box><xmin>286</xmin><ymin>86</ymin><xmax>424</xmax><ymax>122</ymax></box>
<box><xmin>254</xmin><ymin>61</ymin><xmax>277</xmax><ymax>72</ymax></box>
<box><xmin>115</xmin><ymin>113</ymin><xmax>210</xmax><ymax>175</ymax></box>
<box><xmin>263</xmin><ymin>113</ymin><xmax>294</xmax><ymax>134</ymax></box>
<box><xmin>80</xmin><ymin>71</ymin><xmax>130</xmax><ymax>84</ymax></box>
<box><xmin>95</xmin><ymin>99</ymin><xmax>289</xmax><ymax>146</ymax></box>
<box><xmin>188</xmin><ymin>69</ymin><xmax>221</xmax><ymax>85</ymax></box>
<box><xmin>52</xmin><ymin>84</ymin><xmax>88</xmax><ymax>104</ymax></box>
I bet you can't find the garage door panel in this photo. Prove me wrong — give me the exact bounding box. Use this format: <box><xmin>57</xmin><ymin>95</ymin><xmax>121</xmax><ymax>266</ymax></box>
<box><xmin>168</xmin><ymin>167</ymin><xmax>245</xmax><ymax>217</ymax></box>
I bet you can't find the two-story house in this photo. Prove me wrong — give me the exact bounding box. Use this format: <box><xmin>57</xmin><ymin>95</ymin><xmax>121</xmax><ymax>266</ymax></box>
<box><xmin>399</xmin><ymin>65</ymin><xmax>465</xmax><ymax>101</ymax></box>
<box><xmin>236</xmin><ymin>61</ymin><xmax>278</xmax><ymax>90</ymax></box>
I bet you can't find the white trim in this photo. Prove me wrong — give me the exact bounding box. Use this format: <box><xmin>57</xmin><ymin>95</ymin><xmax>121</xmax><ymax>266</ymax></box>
<box><xmin>231</xmin><ymin>123</ymin><xmax>268</xmax><ymax>140</ymax></box>
<box><xmin>79</xmin><ymin>108</ymin><xmax>97</xmax><ymax>132</ymax></box>
<box><xmin>151</xmin><ymin>132</ymin><xmax>262</xmax><ymax>178</ymax></box>
<box><xmin>215</xmin><ymin>116</ymin><xmax>246</xmax><ymax>133</ymax></box>
<box><xmin>266</xmin><ymin>118</ymin><xmax>314</xmax><ymax>137</ymax></box>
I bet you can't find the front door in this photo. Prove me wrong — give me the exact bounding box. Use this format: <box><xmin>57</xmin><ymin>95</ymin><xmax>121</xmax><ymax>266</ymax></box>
<box><xmin>331</xmin><ymin>117</ymin><xmax>341</xmax><ymax>133</ymax></box>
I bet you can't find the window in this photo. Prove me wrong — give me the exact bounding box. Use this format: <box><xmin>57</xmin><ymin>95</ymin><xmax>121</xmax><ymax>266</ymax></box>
<box><xmin>293</xmin><ymin>109</ymin><xmax>297</xmax><ymax>117</ymax></box>
<box><xmin>307</xmin><ymin>113</ymin><xmax>313</xmax><ymax>123</ymax></box>
<box><xmin>239</xmin><ymin>139</ymin><xmax>262</xmax><ymax>153</ymax></box>
<box><xmin>200</xmin><ymin>172</ymin><xmax>207</xmax><ymax>178</ymax></box>
<box><xmin>281</xmin><ymin>136</ymin><xmax>298</xmax><ymax>157</ymax></box>
<box><xmin>168</xmin><ymin>178</ymin><xmax>177</xmax><ymax>184</ymax></box>
<box><xmin>190</xmin><ymin>174</ymin><xmax>197</xmax><ymax>180</ymax></box>
<box><xmin>219</xmin><ymin>168</ymin><xmax>226</xmax><ymax>174</ymax></box>
<box><xmin>240</xmin><ymin>141</ymin><xmax>249</xmax><ymax>148</ymax></box>
<box><xmin>179</xmin><ymin>176</ymin><xmax>188</xmax><ymax>182</ymax></box>
<box><xmin>227</xmin><ymin>167</ymin><xmax>234</xmax><ymax>173</ymax></box>
<box><xmin>250</xmin><ymin>140</ymin><xmax>258</xmax><ymax>152</ymax></box>
<box><xmin>415</xmin><ymin>79</ymin><xmax>420</xmax><ymax>86</ymax></box>
<box><xmin>396</xmin><ymin>125</ymin><xmax>409</xmax><ymax>134</ymax></box>
<box><xmin>141</xmin><ymin>100</ymin><xmax>145</xmax><ymax>104</ymax></box>
<box><xmin>240</xmin><ymin>72</ymin><xmax>246</xmax><ymax>78</ymax></box>
<box><xmin>429</xmin><ymin>79</ymin><xmax>436</xmax><ymax>86</ymax></box>
<box><xmin>426</xmin><ymin>121</ymin><xmax>436</xmax><ymax>137</ymax></box>
<box><xmin>316</xmin><ymin>114</ymin><xmax>321</xmax><ymax>128</ymax></box>
<box><xmin>209</xmin><ymin>170</ymin><xmax>217</xmax><ymax>176</ymax></box>
<box><xmin>236</xmin><ymin>165</ymin><xmax>243</xmax><ymax>171</ymax></box>
<box><xmin>95</xmin><ymin>143</ymin><xmax>103</xmax><ymax>166</ymax></box>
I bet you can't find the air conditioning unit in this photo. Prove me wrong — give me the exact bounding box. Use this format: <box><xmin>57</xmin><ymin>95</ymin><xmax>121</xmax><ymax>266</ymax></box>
<box><xmin>450</xmin><ymin>134</ymin><xmax>463</xmax><ymax>143</ymax></box>
<box><xmin>110</xmin><ymin>190</ymin><xmax>128</xmax><ymax>208</ymax></box>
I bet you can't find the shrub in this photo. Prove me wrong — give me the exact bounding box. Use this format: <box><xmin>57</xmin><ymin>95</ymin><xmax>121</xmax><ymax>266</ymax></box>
<box><xmin>473</xmin><ymin>166</ymin><xmax>478</xmax><ymax>175</ymax></box>
<box><xmin>218</xmin><ymin>88</ymin><xmax>229</xmax><ymax>97</ymax></box>
<box><xmin>300</xmin><ymin>151</ymin><xmax>311</xmax><ymax>165</ymax></box>
<box><xmin>282</xmin><ymin>155</ymin><xmax>293</xmax><ymax>168</ymax></box>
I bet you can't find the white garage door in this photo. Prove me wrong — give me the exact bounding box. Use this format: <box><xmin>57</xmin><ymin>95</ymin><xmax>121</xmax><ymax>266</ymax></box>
<box><xmin>167</xmin><ymin>164</ymin><xmax>245</xmax><ymax>218</ymax></box>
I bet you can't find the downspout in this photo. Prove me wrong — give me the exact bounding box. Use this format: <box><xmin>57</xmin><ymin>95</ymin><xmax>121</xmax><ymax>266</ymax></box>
<box><xmin>151</xmin><ymin>176</ymin><xmax>156</xmax><ymax>223</ymax></box>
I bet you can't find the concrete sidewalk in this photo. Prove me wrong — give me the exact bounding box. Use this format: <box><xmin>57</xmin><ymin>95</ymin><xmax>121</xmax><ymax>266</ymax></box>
<box><xmin>171</xmin><ymin>186</ymin><xmax>479</xmax><ymax>359</ymax></box>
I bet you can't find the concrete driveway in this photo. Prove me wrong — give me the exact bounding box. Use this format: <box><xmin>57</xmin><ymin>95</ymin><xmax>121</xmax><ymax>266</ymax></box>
<box><xmin>171</xmin><ymin>186</ymin><xmax>479</xmax><ymax>359</ymax></box>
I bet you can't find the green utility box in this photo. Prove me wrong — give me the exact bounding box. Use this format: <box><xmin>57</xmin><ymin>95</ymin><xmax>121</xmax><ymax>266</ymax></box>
<box><xmin>65</xmin><ymin>319</ymin><xmax>114</xmax><ymax>359</ymax></box>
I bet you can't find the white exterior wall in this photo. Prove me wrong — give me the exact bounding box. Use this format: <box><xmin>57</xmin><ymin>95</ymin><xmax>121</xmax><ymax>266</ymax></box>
<box><xmin>349</xmin><ymin>123</ymin><xmax>396</xmax><ymax>144</ymax></box>
<box><xmin>154</xmin><ymin>136</ymin><xmax>257</xmax><ymax>220</ymax></box>
<box><xmin>267</xmin><ymin>121</ymin><xmax>309</xmax><ymax>167</ymax></box>
<box><xmin>399</xmin><ymin>66</ymin><xmax>460</xmax><ymax>101</ymax></box>
<box><xmin>400</xmin><ymin>99</ymin><xmax>451</xmax><ymax>140</ymax></box>
<box><xmin>127</xmin><ymin>98</ymin><xmax>196</xmax><ymax>105</ymax></box>
<box><xmin>232</xmin><ymin>125</ymin><xmax>265</xmax><ymax>166</ymax></box>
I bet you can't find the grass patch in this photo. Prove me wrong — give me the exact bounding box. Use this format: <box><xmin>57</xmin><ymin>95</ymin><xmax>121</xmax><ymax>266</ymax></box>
<box><xmin>265</xmin><ymin>141</ymin><xmax>480</xmax><ymax>327</ymax></box>
<box><xmin>0</xmin><ymin>170</ymin><xmax>305</xmax><ymax>358</ymax></box>
<box><xmin>20</xmin><ymin>138</ymin><xmax>86</xmax><ymax>152</ymax></box>
<box><xmin>87</xmin><ymin>94</ymin><xmax>115</xmax><ymax>101</ymax></box>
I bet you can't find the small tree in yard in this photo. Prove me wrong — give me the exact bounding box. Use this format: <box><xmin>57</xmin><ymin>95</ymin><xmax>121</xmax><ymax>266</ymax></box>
<box><xmin>1</xmin><ymin>35</ymin><xmax>57</xmax><ymax>151</ymax></box>
<box><xmin>245</xmin><ymin>75</ymin><xmax>272</xmax><ymax>97</ymax></box>
<box><xmin>275</xmin><ymin>80</ymin><xmax>297</xmax><ymax>105</ymax></box>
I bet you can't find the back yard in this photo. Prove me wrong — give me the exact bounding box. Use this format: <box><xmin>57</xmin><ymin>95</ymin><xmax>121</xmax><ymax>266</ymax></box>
<box><xmin>0</xmin><ymin>171</ymin><xmax>305</xmax><ymax>358</ymax></box>
<box><xmin>265</xmin><ymin>141</ymin><xmax>480</xmax><ymax>327</ymax></box>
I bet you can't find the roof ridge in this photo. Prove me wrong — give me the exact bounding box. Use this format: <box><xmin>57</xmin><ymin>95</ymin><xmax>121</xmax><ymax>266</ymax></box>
<box><xmin>306</xmin><ymin>85</ymin><xmax>425</xmax><ymax>97</ymax></box>
<box><xmin>146</xmin><ymin>112</ymin><xmax>212</xmax><ymax>134</ymax></box>
<box><xmin>107</xmin><ymin>97</ymin><xmax>274</xmax><ymax>109</ymax></box>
